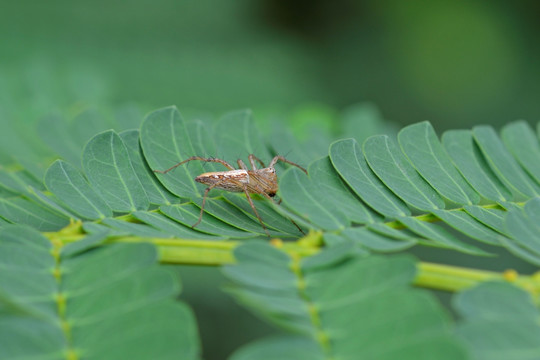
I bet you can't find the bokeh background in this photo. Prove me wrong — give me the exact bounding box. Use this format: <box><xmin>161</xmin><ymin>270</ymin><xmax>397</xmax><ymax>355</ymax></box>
<box><xmin>2</xmin><ymin>0</ymin><xmax>539</xmax><ymax>129</ymax></box>
<box><xmin>2</xmin><ymin>1</ymin><xmax>539</xmax><ymax>359</ymax></box>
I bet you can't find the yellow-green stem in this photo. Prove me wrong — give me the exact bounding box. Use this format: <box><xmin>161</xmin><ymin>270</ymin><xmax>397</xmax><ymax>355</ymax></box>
<box><xmin>42</xmin><ymin>206</ymin><xmax>540</xmax><ymax>300</ymax></box>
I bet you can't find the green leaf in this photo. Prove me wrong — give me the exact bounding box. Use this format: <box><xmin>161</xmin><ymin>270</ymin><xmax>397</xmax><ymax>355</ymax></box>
<box><xmin>308</xmin><ymin>156</ymin><xmax>377</xmax><ymax>224</ymax></box>
<box><xmin>224</xmin><ymin>243</ymin><xmax>466</xmax><ymax>360</ymax></box>
<box><xmin>0</xmin><ymin>118</ymin><xmax>52</xmax><ymax>179</ymax></box>
<box><xmin>83</xmin><ymin>222</ymin><xmax>124</xmax><ymax>236</ymax></box>
<box><xmin>140</xmin><ymin>106</ymin><xmax>204</xmax><ymax>198</ymax></box>
<box><xmin>132</xmin><ymin>210</ymin><xmax>223</xmax><ymax>240</ymax></box>
<box><xmin>431</xmin><ymin>209</ymin><xmax>502</xmax><ymax>245</ymax></box>
<box><xmin>364</xmin><ymin>135</ymin><xmax>445</xmax><ymax>211</ymax></box>
<box><xmin>342</xmin><ymin>227</ymin><xmax>416</xmax><ymax>252</ymax></box>
<box><xmin>0</xmin><ymin>225</ymin><xmax>200</xmax><ymax>360</ymax></box>
<box><xmin>214</xmin><ymin>109</ymin><xmax>272</xmax><ymax>165</ymax></box>
<box><xmin>0</xmin><ymin>169</ymin><xmax>44</xmax><ymax>197</ymax></box>
<box><xmin>367</xmin><ymin>223</ymin><xmax>420</xmax><ymax>242</ymax></box>
<box><xmin>442</xmin><ymin>130</ymin><xmax>511</xmax><ymax>202</ymax></box>
<box><xmin>160</xmin><ymin>203</ymin><xmax>255</xmax><ymax>238</ymax></box>
<box><xmin>82</xmin><ymin>130</ymin><xmax>149</xmax><ymax>212</ymax></box>
<box><xmin>0</xmin><ymin>225</ymin><xmax>56</xmax><ymax>317</ymax></box>
<box><xmin>0</xmin><ymin>185</ymin><xmax>17</xmax><ymax>198</ymax></box>
<box><xmin>0</xmin><ymin>197</ymin><xmax>69</xmax><ymax>231</ymax></box>
<box><xmin>473</xmin><ymin>125</ymin><xmax>540</xmax><ymax>200</ymax></box>
<box><xmin>280</xmin><ymin>167</ymin><xmax>347</xmax><ymax>231</ymax></box>
<box><xmin>330</xmin><ymin>138</ymin><xmax>410</xmax><ymax>218</ymax></box>
<box><xmin>223</xmin><ymin>194</ymin><xmax>302</xmax><ymax>235</ymax></box>
<box><xmin>300</xmin><ymin>241</ymin><xmax>357</xmax><ymax>270</ymax></box>
<box><xmin>27</xmin><ymin>186</ymin><xmax>80</xmax><ymax>220</ymax></box>
<box><xmin>190</xmin><ymin>197</ymin><xmax>287</xmax><ymax>237</ymax></box>
<box><xmin>45</xmin><ymin>160</ymin><xmax>112</xmax><ymax>219</ymax></box>
<box><xmin>101</xmin><ymin>218</ymin><xmax>173</xmax><ymax>238</ymax></box>
<box><xmin>187</xmin><ymin>120</ymin><xmax>219</xmax><ymax>171</ymax></box>
<box><xmin>455</xmin><ymin>282</ymin><xmax>540</xmax><ymax>360</ymax></box>
<box><xmin>233</xmin><ymin>241</ymin><xmax>291</xmax><ymax>265</ymax></box>
<box><xmin>463</xmin><ymin>205</ymin><xmax>507</xmax><ymax>235</ymax></box>
<box><xmin>120</xmin><ymin>129</ymin><xmax>178</xmax><ymax>205</ymax></box>
<box><xmin>503</xmin><ymin>197</ymin><xmax>540</xmax><ymax>264</ymax></box>
<box><xmin>501</xmin><ymin>121</ymin><xmax>540</xmax><ymax>185</ymax></box>
<box><xmin>398</xmin><ymin>216</ymin><xmax>489</xmax><ymax>255</ymax></box>
<box><xmin>230</xmin><ymin>335</ymin><xmax>323</xmax><ymax>360</ymax></box>
<box><xmin>61</xmin><ymin>229</ymin><xmax>110</xmax><ymax>258</ymax></box>
<box><xmin>398</xmin><ymin>122</ymin><xmax>480</xmax><ymax>205</ymax></box>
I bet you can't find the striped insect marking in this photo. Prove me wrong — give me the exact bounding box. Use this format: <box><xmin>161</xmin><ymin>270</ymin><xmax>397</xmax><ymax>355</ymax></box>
<box><xmin>195</xmin><ymin>169</ymin><xmax>249</xmax><ymax>192</ymax></box>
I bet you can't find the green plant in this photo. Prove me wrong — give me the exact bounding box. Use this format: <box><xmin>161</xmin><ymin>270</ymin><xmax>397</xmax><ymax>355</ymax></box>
<box><xmin>1</xmin><ymin>104</ymin><xmax>540</xmax><ymax>359</ymax></box>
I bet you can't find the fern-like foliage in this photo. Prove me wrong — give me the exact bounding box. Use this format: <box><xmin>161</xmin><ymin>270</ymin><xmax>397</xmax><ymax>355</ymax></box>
<box><xmin>1</xmin><ymin>103</ymin><xmax>540</xmax><ymax>358</ymax></box>
<box><xmin>455</xmin><ymin>281</ymin><xmax>540</xmax><ymax>360</ymax></box>
<box><xmin>224</xmin><ymin>242</ymin><xmax>467</xmax><ymax>360</ymax></box>
<box><xmin>224</xmin><ymin>242</ymin><xmax>540</xmax><ymax>360</ymax></box>
<box><xmin>0</xmin><ymin>225</ymin><xmax>199</xmax><ymax>359</ymax></box>
<box><xmin>5</xmin><ymin>105</ymin><xmax>538</xmax><ymax>261</ymax></box>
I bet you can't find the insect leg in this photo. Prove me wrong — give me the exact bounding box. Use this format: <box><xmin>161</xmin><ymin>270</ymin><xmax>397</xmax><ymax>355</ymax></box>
<box><xmin>248</xmin><ymin>154</ymin><xmax>266</xmax><ymax>170</ymax></box>
<box><xmin>268</xmin><ymin>155</ymin><xmax>308</xmax><ymax>174</ymax></box>
<box><xmin>192</xmin><ymin>181</ymin><xmax>221</xmax><ymax>229</ymax></box>
<box><xmin>242</xmin><ymin>186</ymin><xmax>271</xmax><ymax>237</ymax></box>
<box><xmin>260</xmin><ymin>192</ymin><xmax>305</xmax><ymax>235</ymax></box>
<box><xmin>154</xmin><ymin>156</ymin><xmax>235</xmax><ymax>174</ymax></box>
<box><xmin>237</xmin><ymin>159</ymin><xmax>248</xmax><ymax>170</ymax></box>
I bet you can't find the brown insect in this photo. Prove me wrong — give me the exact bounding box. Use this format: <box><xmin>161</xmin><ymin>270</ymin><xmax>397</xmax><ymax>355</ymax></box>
<box><xmin>154</xmin><ymin>155</ymin><xmax>308</xmax><ymax>237</ymax></box>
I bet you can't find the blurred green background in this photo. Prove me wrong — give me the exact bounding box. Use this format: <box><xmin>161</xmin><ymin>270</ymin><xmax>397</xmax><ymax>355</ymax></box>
<box><xmin>2</xmin><ymin>0</ymin><xmax>539</xmax><ymax>129</ymax></box>
<box><xmin>2</xmin><ymin>1</ymin><xmax>539</xmax><ymax>359</ymax></box>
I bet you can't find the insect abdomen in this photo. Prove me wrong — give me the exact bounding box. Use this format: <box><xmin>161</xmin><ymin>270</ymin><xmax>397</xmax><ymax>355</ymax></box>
<box><xmin>195</xmin><ymin>170</ymin><xmax>248</xmax><ymax>192</ymax></box>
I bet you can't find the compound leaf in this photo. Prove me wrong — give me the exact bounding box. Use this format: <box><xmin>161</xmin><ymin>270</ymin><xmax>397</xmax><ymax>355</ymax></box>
<box><xmin>364</xmin><ymin>135</ymin><xmax>445</xmax><ymax>211</ymax></box>
<box><xmin>473</xmin><ymin>125</ymin><xmax>540</xmax><ymax>200</ymax></box>
<box><xmin>501</xmin><ymin>121</ymin><xmax>540</xmax><ymax>185</ymax></box>
<box><xmin>0</xmin><ymin>197</ymin><xmax>68</xmax><ymax>231</ymax></box>
<box><xmin>330</xmin><ymin>138</ymin><xmax>410</xmax><ymax>218</ymax></box>
<box><xmin>83</xmin><ymin>130</ymin><xmax>149</xmax><ymax>212</ymax></box>
<box><xmin>280</xmin><ymin>167</ymin><xmax>347</xmax><ymax>231</ymax></box>
<box><xmin>442</xmin><ymin>130</ymin><xmax>512</xmax><ymax>203</ymax></box>
<box><xmin>0</xmin><ymin>225</ymin><xmax>201</xmax><ymax>360</ymax></box>
<box><xmin>399</xmin><ymin>122</ymin><xmax>480</xmax><ymax>205</ymax></box>
<box><xmin>225</xmin><ymin>243</ymin><xmax>466</xmax><ymax>360</ymax></box>
<box><xmin>503</xmin><ymin>197</ymin><xmax>540</xmax><ymax>265</ymax></box>
<box><xmin>455</xmin><ymin>282</ymin><xmax>540</xmax><ymax>360</ymax></box>
<box><xmin>140</xmin><ymin>106</ymin><xmax>203</xmax><ymax>199</ymax></box>
<box><xmin>45</xmin><ymin>160</ymin><xmax>112</xmax><ymax>220</ymax></box>
<box><xmin>120</xmin><ymin>129</ymin><xmax>177</xmax><ymax>206</ymax></box>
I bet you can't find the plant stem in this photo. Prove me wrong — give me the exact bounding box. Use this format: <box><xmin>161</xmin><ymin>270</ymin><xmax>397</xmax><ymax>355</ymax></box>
<box><xmin>414</xmin><ymin>262</ymin><xmax>540</xmax><ymax>300</ymax></box>
<box><xmin>45</xmin><ymin>217</ymin><xmax>540</xmax><ymax>298</ymax></box>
